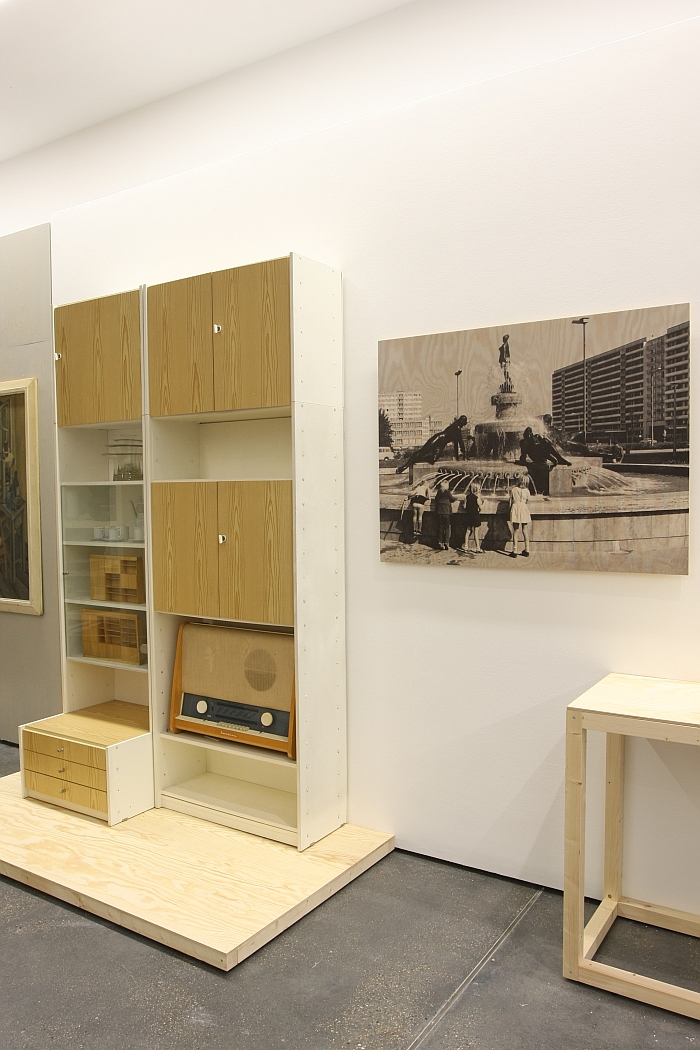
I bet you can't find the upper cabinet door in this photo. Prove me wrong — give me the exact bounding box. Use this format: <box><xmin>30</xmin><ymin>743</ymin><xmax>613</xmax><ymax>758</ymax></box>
<box><xmin>218</xmin><ymin>481</ymin><xmax>294</xmax><ymax>626</ymax></box>
<box><xmin>55</xmin><ymin>292</ymin><xmax>141</xmax><ymax>426</ymax></box>
<box><xmin>148</xmin><ymin>274</ymin><xmax>214</xmax><ymax>417</ymax></box>
<box><xmin>212</xmin><ymin>258</ymin><xmax>291</xmax><ymax>412</ymax></box>
<box><xmin>151</xmin><ymin>481</ymin><xmax>219</xmax><ymax>618</ymax></box>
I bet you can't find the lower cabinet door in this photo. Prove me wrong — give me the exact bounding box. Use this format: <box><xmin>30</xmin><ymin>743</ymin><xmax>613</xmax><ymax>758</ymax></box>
<box><xmin>217</xmin><ymin>481</ymin><xmax>294</xmax><ymax>626</ymax></box>
<box><xmin>151</xmin><ymin>482</ymin><xmax>219</xmax><ymax>617</ymax></box>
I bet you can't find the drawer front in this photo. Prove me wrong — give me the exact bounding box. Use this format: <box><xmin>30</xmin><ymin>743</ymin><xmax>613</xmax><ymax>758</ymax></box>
<box><xmin>24</xmin><ymin>769</ymin><xmax>108</xmax><ymax>816</ymax></box>
<box><xmin>23</xmin><ymin>730</ymin><xmax>106</xmax><ymax>771</ymax></box>
<box><xmin>22</xmin><ymin>748</ymin><xmax>107</xmax><ymax>792</ymax></box>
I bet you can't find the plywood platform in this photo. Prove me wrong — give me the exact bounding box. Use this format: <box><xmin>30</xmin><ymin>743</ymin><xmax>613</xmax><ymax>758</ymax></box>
<box><xmin>0</xmin><ymin>774</ymin><xmax>393</xmax><ymax>969</ymax></box>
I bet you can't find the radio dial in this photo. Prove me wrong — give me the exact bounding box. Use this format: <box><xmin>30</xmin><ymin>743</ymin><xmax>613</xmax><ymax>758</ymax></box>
<box><xmin>260</xmin><ymin>711</ymin><xmax>273</xmax><ymax>728</ymax></box>
<box><xmin>196</xmin><ymin>700</ymin><xmax>208</xmax><ymax>715</ymax></box>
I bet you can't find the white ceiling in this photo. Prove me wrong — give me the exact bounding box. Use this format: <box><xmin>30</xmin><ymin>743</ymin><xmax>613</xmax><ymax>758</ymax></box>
<box><xmin>0</xmin><ymin>0</ymin><xmax>416</xmax><ymax>162</ymax></box>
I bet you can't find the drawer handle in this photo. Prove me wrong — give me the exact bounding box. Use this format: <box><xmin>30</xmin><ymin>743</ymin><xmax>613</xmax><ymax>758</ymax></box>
<box><xmin>58</xmin><ymin>767</ymin><xmax>66</xmax><ymax>773</ymax></box>
<box><xmin>56</xmin><ymin>747</ymin><xmax>64</xmax><ymax>753</ymax></box>
<box><xmin>60</xmin><ymin>788</ymin><xmax>67</xmax><ymax>794</ymax></box>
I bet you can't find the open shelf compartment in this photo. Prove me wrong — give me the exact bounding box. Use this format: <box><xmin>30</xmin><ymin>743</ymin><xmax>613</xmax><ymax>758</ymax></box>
<box><xmin>150</xmin><ymin>413</ymin><xmax>292</xmax><ymax>482</ymax></box>
<box><xmin>160</xmin><ymin>731</ymin><xmax>298</xmax><ymax>845</ymax></box>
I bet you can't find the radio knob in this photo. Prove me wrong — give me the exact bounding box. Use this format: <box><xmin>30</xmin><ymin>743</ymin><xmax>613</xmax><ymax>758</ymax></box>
<box><xmin>260</xmin><ymin>711</ymin><xmax>273</xmax><ymax>728</ymax></box>
<box><xmin>196</xmin><ymin>700</ymin><xmax>208</xmax><ymax>715</ymax></box>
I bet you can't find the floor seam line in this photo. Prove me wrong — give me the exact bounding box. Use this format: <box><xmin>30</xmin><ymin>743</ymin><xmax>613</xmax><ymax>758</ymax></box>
<box><xmin>402</xmin><ymin>886</ymin><xmax>545</xmax><ymax>1050</ymax></box>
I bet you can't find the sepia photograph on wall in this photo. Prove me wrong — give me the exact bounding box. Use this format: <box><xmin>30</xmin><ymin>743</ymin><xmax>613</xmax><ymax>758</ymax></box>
<box><xmin>0</xmin><ymin>378</ymin><xmax>42</xmax><ymax>613</ymax></box>
<box><xmin>379</xmin><ymin>305</ymin><xmax>689</xmax><ymax>575</ymax></box>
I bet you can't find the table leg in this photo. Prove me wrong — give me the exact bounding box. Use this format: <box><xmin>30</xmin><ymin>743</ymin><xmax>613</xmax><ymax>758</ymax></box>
<box><xmin>604</xmin><ymin>733</ymin><xmax>625</xmax><ymax>904</ymax></box>
<box><xmin>564</xmin><ymin>708</ymin><xmax>587</xmax><ymax>980</ymax></box>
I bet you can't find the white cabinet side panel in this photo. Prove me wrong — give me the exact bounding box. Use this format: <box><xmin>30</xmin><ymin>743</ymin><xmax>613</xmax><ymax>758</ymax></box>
<box><xmin>290</xmin><ymin>256</ymin><xmax>342</xmax><ymax>408</ymax></box>
<box><xmin>293</xmin><ymin>402</ymin><xmax>347</xmax><ymax>848</ymax></box>
<box><xmin>107</xmin><ymin>734</ymin><xmax>154</xmax><ymax>824</ymax></box>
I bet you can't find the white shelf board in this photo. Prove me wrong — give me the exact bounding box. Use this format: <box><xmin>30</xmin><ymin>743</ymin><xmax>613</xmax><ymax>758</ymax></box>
<box><xmin>153</xmin><ymin>477</ymin><xmax>292</xmax><ymax>484</ymax></box>
<box><xmin>161</xmin><ymin>772</ymin><xmax>297</xmax><ymax>832</ymax></box>
<box><xmin>63</xmin><ymin>541</ymin><xmax>145</xmax><ymax>548</ymax></box>
<box><xmin>65</xmin><ymin>598</ymin><xmax>147</xmax><ymax>612</ymax></box>
<box><xmin>150</xmin><ymin>405</ymin><xmax>291</xmax><ymax>424</ymax></box>
<box><xmin>154</xmin><ymin>608</ymin><xmax>294</xmax><ymax>633</ymax></box>
<box><xmin>58</xmin><ymin>420</ymin><xmax>143</xmax><ymax>431</ymax></box>
<box><xmin>67</xmin><ymin>655</ymin><xmax>149</xmax><ymax>674</ymax></box>
<box><xmin>160</xmin><ymin>730</ymin><xmax>296</xmax><ymax>766</ymax></box>
<box><xmin>61</xmin><ymin>481</ymin><xmax>144</xmax><ymax>487</ymax></box>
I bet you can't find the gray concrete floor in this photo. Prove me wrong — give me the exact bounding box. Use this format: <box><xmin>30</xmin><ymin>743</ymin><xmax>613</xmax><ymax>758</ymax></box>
<box><xmin>0</xmin><ymin>742</ymin><xmax>698</xmax><ymax>1049</ymax></box>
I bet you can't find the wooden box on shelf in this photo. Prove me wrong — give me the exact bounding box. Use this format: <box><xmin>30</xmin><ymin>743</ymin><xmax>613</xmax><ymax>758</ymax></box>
<box><xmin>81</xmin><ymin>608</ymin><xmax>146</xmax><ymax>665</ymax></box>
<box><xmin>89</xmin><ymin>554</ymin><xmax>145</xmax><ymax>605</ymax></box>
<box><xmin>20</xmin><ymin>700</ymin><xmax>154</xmax><ymax>825</ymax></box>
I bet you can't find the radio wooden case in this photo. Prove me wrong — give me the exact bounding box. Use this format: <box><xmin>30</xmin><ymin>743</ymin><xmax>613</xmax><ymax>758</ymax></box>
<box><xmin>170</xmin><ymin>622</ymin><xmax>296</xmax><ymax>759</ymax></box>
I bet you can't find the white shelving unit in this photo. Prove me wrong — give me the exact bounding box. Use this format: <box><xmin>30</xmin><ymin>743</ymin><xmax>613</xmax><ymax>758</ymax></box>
<box><xmin>144</xmin><ymin>254</ymin><xmax>346</xmax><ymax>850</ymax></box>
<box><xmin>56</xmin><ymin>419</ymin><xmax>151</xmax><ymax>714</ymax></box>
<box><xmin>0</xmin><ymin>250</ymin><xmax>393</xmax><ymax>971</ymax></box>
<box><xmin>50</xmin><ymin>255</ymin><xmax>345</xmax><ymax>851</ymax></box>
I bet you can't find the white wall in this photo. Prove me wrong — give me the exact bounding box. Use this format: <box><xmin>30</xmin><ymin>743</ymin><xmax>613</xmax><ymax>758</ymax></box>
<box><xmin>2</xmin><ymin>0</ymin><xmax>700</xmax><ymax>907</ymax></box>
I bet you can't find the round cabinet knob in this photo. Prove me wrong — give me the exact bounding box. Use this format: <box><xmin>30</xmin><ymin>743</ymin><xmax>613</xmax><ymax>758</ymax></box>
<box><xmin>260</xmin><ymin>711</ymin><xmax>273</xmax><ymax>728</ymax></box>
<box><xmin>196</xmin><ymin>700</ymin><xmax>208</xmax><ymax>715</ymax></box>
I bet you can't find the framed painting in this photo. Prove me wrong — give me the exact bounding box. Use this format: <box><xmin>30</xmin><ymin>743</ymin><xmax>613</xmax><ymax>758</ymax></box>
<box><xmin>0</xmin><ymin>378</ymin><xmax>42</xmax><ymax>613</ymax></box>
<box><xmin>379</xmin><ymin>305</ymin><xmax>689</xmax><ymax>575</ymax></box>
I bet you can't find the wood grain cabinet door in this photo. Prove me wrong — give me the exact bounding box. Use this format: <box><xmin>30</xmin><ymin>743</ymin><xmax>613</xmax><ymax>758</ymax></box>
<box><xmin>218</xmin><ymin>481</ymin><xmax>294</xmax><ymax>626</ymax></box>
<box><xmin>212</xmin><ymin>258</ymin><xmax>291</xmax><ymax>412</ymax></box>
<box><xmin>147</xmin><ymin>274</ymin><xmax>215</xmax><ymax>416</ymax></box>
<box><xmin>151</xmin><ymin>482</ymin><xmax>219</xmax><ymax>617</ymax></box>
<box><xmin>54</xmin><ymin>291</ymin><xmax>141</xmax><ymax>426</ymax></box>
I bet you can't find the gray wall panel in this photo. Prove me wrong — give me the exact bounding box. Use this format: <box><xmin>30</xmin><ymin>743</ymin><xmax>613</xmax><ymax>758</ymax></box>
<box><xmin>0</xmin><ymin>224</ymin><xmax>61</xmax><ymax>741</ymax></box>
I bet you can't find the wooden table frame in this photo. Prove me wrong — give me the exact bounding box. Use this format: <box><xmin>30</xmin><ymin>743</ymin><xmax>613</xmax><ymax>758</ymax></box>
<box><xmin>564</xmin><ymin>674</ymin><xmax>700</xmax><ymax>1020</ymax></box>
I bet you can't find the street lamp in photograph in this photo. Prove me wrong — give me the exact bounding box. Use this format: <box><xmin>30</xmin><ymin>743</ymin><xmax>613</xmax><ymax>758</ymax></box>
<box><xmin>454</xmin><ymin>369</ymin><xmax>462</xmax><ymax>419</ymax></box>
<box><xmin>571</xmin><ymin>318</ymin><xmax>589</xmax><ymax>444</ymax></box>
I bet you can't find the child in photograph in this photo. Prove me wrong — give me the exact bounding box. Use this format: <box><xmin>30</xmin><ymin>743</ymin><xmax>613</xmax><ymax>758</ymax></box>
<box><xmin>410</xmin><ymin>480</ymin><xmax>431</xmax><ymax>537</ymax></box>
<box><xmin>433</xmin><ymin>480</ymin><xmax>460</xmax><ymax>550</ymax></box>
<box><xmin>462</xmin><ymin>481</ymin><xmax>484</xmax><ymax>553</ymax></box>
<box><xmin>508</xmin><ymin>476</ymin><xmax>532</xmax><ymax>557</ymax></box>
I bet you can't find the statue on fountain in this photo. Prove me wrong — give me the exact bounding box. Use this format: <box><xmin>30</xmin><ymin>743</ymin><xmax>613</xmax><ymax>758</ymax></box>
<box><xmin>519</xmin><ymin>426</ymin><xmax>571</xmax><ymax>494</ymax></box>
<box><xmin>396</xmin><ymin>415</ymin><xmax>470</xmax><ymax>474</ymax></box>
<box><xmin>498</xmin><ymin>334</ymin><xmax>514</xmax><ymax>391</ymax></box>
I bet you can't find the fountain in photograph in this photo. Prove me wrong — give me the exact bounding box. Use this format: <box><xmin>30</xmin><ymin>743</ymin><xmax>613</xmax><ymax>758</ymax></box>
<box><xmin>380</xmin><ymin>326</ymin><xmax>688</xmax><ymax>568</ymax></box>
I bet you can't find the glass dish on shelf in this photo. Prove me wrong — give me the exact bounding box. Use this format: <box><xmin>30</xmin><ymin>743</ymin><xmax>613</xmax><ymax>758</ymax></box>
<box><xmin>105</xmin><ymin>438</ymin><xmax>143</xmax><ymax>481</ymax></box>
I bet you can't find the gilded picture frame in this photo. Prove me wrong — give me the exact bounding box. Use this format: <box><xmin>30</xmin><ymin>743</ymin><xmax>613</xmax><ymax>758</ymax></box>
<box><xmin>0</xmin><ymin>377</ymin><xmax>42</xmax><ymax>614</ymax></box>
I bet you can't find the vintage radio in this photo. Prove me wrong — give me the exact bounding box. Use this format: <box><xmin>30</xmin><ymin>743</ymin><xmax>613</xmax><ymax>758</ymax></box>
<box><xmin>170</xmin><ymin>622</ymin><xmax>296</xmax><ymax>759</ymax></box>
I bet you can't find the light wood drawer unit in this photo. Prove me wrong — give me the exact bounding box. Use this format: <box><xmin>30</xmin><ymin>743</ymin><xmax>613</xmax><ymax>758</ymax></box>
<box><xmin>23</xmin><ymin>729</ymin><xmax>106</xmax><ymax>770</ymax></box>
<box><xmin>22</xmin><ymin>747</ymin><xmax>107</xmax><ymax>790</ymax></box>
<box><xmin>24</xmin><ymin>769</ymin><xmax>108</xmax><ymax>816</ymax></box>
<box><xmin>20</xmin><ymin>701</ymin><xmax>154</xmax><ymax>826</ymax></box>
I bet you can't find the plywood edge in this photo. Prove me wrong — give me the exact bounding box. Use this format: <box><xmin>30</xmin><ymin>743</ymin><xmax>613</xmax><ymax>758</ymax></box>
<box><xmin>0</xmin><ymin>855</ymin><xmax>228</xmax><ymax>970</ymax></box>
<box><xmin>234</xmin><ymin>833</ymin><xmax>394</xmax><ymax>967</ymax></box>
